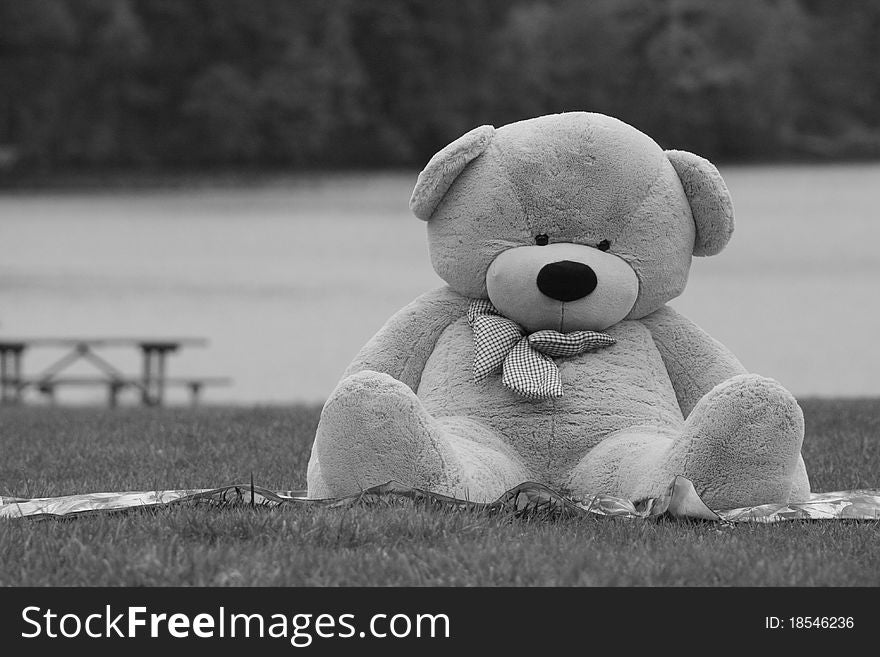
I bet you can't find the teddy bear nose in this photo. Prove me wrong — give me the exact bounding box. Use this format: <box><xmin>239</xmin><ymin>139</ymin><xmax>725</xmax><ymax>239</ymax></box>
<box><xmin>536</xmin><ymin>260</ymin><xmax>598</xmax><ymax>302</ymax></box>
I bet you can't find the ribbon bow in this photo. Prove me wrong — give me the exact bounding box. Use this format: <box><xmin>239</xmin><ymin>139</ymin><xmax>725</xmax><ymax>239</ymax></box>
<box><xmin>467</xmin><ymin>299</ymin><xmax>616</xmax><ymax>400</ymax></box>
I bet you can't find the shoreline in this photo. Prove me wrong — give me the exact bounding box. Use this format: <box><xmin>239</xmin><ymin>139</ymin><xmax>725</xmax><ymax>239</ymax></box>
<box><xmin>3</xmin><ymin>159</ymin><xmax>880</xmax><ymax>193</ymax></box>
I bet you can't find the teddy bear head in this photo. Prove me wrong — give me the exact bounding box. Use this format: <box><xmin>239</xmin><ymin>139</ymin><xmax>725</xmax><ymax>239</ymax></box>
<box><xmin>409</xmin><ymin>112</ymin><xmax>734</xmax><ymax>332</ymax></box>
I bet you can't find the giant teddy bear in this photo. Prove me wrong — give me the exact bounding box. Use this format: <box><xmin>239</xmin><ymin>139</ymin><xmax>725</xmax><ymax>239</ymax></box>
<box><xmin>307</xmin><ymin>111</ymin><xmax>811</xmax><ymax>509</ymax></box>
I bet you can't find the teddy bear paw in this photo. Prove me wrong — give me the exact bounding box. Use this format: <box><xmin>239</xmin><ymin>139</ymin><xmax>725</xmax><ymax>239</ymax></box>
<box><xmin>309</xmin><ymin>370</ymin><xmax>461</xmax><ymax>497</ymax></box>
<box><xmin>669</xmin><ymin>373</ymin><xmax>806</xmax><ymax>508</ymax></box>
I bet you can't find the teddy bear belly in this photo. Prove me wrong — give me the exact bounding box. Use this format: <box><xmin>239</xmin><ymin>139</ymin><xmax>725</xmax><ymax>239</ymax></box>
<box><xmin>416</xmin><ymin>318</ymin><xmax>685</xmax><ymax>486</ymax></box>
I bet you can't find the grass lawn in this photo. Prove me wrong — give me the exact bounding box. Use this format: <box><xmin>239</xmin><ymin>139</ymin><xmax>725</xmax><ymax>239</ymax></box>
<box><xmin>1</xmin><ymin>399</ymin><xmax>879</xmax><ymax>586</ymax></box>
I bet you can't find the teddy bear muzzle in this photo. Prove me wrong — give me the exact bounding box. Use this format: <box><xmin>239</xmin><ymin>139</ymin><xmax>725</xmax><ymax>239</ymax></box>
<box><xmin>486</xmin><ymin>242</ymin><xmax>640</xmax><ymax>333</ymax></box>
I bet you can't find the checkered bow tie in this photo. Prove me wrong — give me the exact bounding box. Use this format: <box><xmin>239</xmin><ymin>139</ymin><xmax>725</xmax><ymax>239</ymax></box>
<box><xmin>467</xmin><ymin>299</ymin><xmax>616</xmax><ymax>400</ymax></box>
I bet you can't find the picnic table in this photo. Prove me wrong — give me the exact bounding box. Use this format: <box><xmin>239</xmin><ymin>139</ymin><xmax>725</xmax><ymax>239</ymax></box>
<box><xmin>0</xmin><ymin>337</ymin><xmax>231</xmax><ymax>407</ymax></box>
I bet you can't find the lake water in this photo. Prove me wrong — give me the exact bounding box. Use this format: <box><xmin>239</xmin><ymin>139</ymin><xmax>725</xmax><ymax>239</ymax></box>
<box><xmin>1</xmin><ymin>165</ymin><xmax>879</xmax><ymax>405</ymax></box>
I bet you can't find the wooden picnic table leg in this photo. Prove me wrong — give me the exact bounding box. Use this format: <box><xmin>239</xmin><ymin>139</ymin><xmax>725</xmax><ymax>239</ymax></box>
<box><xmin>12</xmin><ymin>348</ymin><xmax>23</xmax><ymax>402</ymax></box>
<box><xmin>0</xmin><ymin>348</ymin><xmax>8</xmax><ymax>403</ymax></box>
<box><xmin>40</xmin><ymin>382</ymin><xmax>57</xmax><ymax>405</ymax></box>
<box><xmin>139</xmin><ymin>344</ymin><xmax>178</xmax><ymax>406</ymax></box>
<box><xmin>0</xmin><ymin>345</ymin><xmax>26</xmax><ymax>404</ymax></box>
<box><xmin>108</xmin><ymin>381</ymin><xmax>122</xmax><ymax>408</ymax></box>
<box><xmin>141</xmin><ymin>347</ymin><xmax>154</xmax><ymax>406</ymax></box>
<box><xmin>188</xmin><ymin>381</ymin><xmax>203</xmax><ymax>407</ymax></box>
<box><xmin>0</xmin><ymin>349</ymin><xmax>8</xmax><ymax>403</ymax></box>
<box><xmin>155</xmin><ymin>349</ymin><xmax>168</xmax><ymax>406</ymax></box>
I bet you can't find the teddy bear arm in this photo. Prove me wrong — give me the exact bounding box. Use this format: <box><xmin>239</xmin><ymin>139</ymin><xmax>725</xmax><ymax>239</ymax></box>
<box><xmin>342</xmin><ymin>286</ymin><xmax>470</xmax><ymax>392</ymax></box>
<box><xmin>641</xmin><ymin>305</ymin><xmax>747</xmax><ymax>418</ymax></box>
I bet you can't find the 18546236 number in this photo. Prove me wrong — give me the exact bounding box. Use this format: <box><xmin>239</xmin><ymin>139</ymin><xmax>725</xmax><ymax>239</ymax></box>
<box><xmin>789</xmin><ymin>617</ymin><xmax>854</xmax><ymax>629</ymax></box>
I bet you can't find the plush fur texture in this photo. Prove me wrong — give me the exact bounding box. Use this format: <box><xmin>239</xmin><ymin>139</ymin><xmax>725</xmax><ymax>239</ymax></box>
<box><xmin>307</xmin><ymin>112</ymin><xmax>810</xmax><ymax>508</ymax></box>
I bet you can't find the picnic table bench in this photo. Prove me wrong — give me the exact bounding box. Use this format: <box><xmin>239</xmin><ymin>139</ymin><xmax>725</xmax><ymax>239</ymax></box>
<box><xmin>0</xmin><ymin>338</ymin><xmax>231</xmax><ymax>407</ymax></box>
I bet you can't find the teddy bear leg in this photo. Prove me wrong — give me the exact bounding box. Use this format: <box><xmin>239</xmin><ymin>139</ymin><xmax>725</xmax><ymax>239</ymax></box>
<box><xmin>664</xmin><ymin>373</ymin><xmax>807</xmax><ymax>508</ymax></box>
<box><xmin>305</xmin><ymin>446</ymin><xmax>332</xmax><ymax>499</ymax></box>
<box><xmin>308</xmin><ymin>370</ymin><xmax>529</xmax><ymax>501</ymax></box>
<box><xmin>788</xmin><ymin>454</ymin><xmax>811</xmax><ymax>504</ymax></box>
<box><xmin>432</xmin><ymin>415</ymin><xmax>532</xmax><ymax>501</ymax></box>
<box><xmin>567</xmin><ymin>374</ymin><xmax>809</xmax><ymax>508</ymax></box>
<box><xmin>565</xmin><ymin>431</ymin><xmax>677</xmax><ymax>503</ymax></box>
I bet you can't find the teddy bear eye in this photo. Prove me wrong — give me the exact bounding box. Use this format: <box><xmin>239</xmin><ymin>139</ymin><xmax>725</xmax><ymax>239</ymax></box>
<box><xmin>597</xmin><ymin>239</ymin><xmax>611</xmax><ymax>252</ymax></box>
<box><xmin>535</xmin><ymin>234</ymin><xmax>549</xmax><ymax>246</ymax></box>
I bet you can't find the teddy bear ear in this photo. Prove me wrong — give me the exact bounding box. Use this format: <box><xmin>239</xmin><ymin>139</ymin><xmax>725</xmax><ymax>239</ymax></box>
<box><xmin>409</xmin><ymin>125</ymin><xmax>495</xmax><ymax>221</ymax></box>
<box><xmin>665</xmin><ymin>149</ymin><xmax>735</xmax><ymax>257</ymax></box>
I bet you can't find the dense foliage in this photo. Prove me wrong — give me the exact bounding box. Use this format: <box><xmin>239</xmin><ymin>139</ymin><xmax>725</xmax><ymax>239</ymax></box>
<box><xmin>1</xmin><ymin>0</ymin><xmax>879</xmax><ymax>174</ymax></box>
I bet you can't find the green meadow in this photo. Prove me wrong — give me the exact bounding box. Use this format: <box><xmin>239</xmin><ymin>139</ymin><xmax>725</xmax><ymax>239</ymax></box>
<box><xmin>1</xmin><ymin>398</ymin><xmax>878</xmax><ymax>586</ymax></box>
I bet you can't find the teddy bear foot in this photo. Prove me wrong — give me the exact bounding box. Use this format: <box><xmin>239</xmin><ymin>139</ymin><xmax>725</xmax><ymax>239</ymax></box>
<box><xmin>665</xmin><ymin>373</ymin><xmax>807</xmax><ymax>508</ymax></box>
<box><xmin>309</xmin><ymin>370</ymin><xmax>459</xmax><ymax>497</ymax></box>
<box><xmin>308</xmin><ymin>370</ymin><xmax>530</xmax><ymax>501</ymax></box>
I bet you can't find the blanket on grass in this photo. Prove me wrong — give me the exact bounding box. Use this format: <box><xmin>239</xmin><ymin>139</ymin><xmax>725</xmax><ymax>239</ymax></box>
<box><xmin>2</xmin><ymin>477</ymin><xmax>879</xmax><ymax>523</ymax></box>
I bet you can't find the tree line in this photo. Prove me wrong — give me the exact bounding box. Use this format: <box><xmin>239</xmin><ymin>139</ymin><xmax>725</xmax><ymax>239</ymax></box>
<box><xmin>1</xmin><ymin>0</ymin><xmax>879</xmax><ymax>176</ymax></box>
